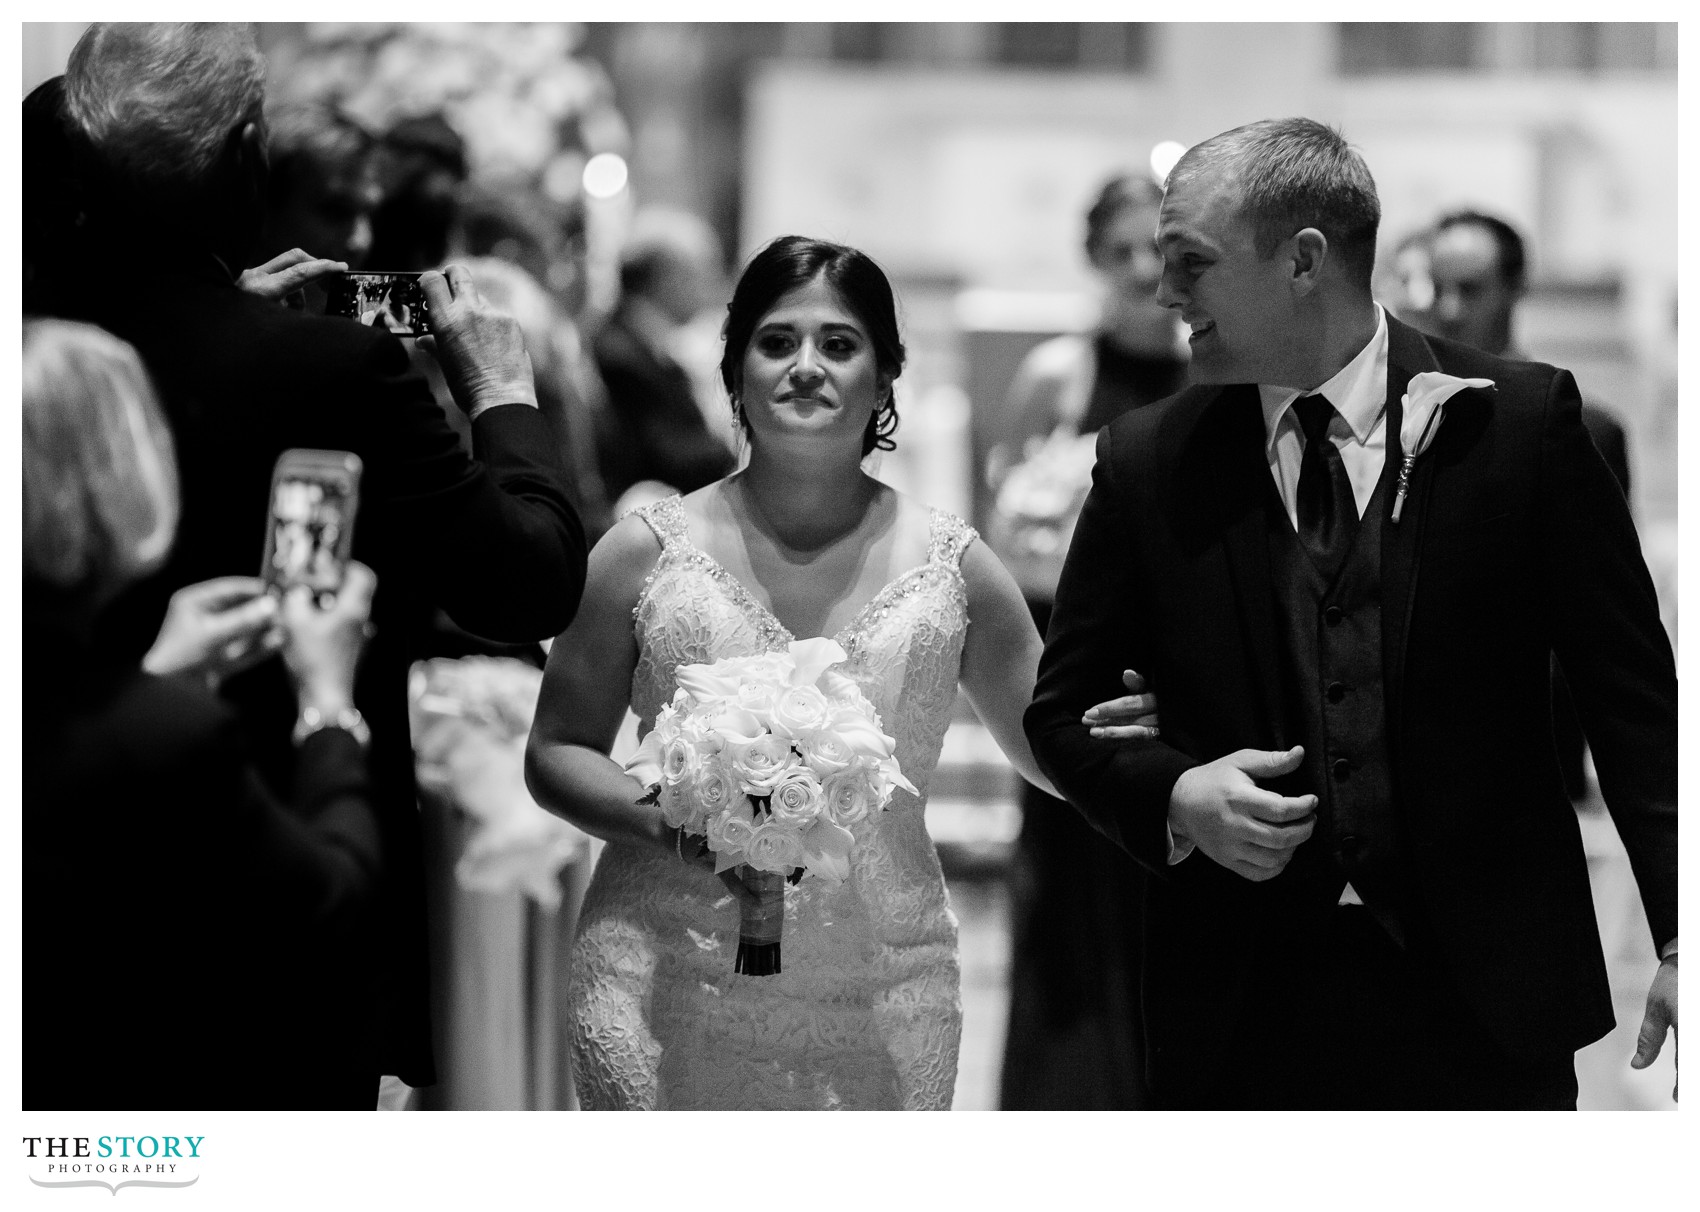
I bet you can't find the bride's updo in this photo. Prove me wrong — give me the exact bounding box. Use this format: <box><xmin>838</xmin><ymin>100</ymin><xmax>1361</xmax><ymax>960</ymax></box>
<box><xmin>720</xmin><ymin>235</ymin><xmax>906</xmax><ymax>456</ymax></box>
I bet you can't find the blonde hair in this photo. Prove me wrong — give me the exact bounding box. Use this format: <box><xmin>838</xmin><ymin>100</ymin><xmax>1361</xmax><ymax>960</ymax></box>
<box><xmin>22</xmin><ymin>320</ymin><xmax>180</xmax><ymax>600</ymax></box>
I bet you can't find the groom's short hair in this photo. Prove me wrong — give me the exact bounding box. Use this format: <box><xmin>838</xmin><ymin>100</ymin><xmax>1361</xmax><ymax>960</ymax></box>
<box><xmin>1169</xmin><ymin>117</ymin><xmax>1381</xmax><ymax>290</ymax></box>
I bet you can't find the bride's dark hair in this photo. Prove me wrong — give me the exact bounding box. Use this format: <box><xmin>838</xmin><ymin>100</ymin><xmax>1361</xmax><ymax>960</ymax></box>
<box><xmin>720</xmin><ymin>235</ymin><xmax>905</xmax><ymax>456</ymax></box>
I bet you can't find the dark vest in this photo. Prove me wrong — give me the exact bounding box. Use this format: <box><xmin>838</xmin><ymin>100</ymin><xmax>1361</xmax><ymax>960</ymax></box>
<box><xmin>1268</xmin><ymin>451</ymin><xmax>1406</xmax><ymax>937</ymax></box>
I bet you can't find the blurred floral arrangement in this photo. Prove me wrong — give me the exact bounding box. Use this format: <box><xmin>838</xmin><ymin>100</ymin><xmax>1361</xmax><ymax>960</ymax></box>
<box><xmin>409</xmin><ymin>655</ymin><xmax>587</xmax><ymax>909</ymax></box>
<box><xmin>266</xmin><ymin>22</ymin><xmax>629</xmax><ymax>203</ymax></box>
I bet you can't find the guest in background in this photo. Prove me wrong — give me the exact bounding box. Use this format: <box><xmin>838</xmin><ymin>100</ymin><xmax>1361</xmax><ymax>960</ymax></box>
<box><xmin>593</xmin><ymin>207</ymin><xmax>736</xmax><ymax>511</ymax></box>
<box><xmin>50</xmin><ymin>22</ymin><xmax>587</xmax><ymax>1105</ymax></box>
<box><xmin>367</xmin><ymin>112</ymin><xmax>468</xmax><ymax>273</ymax></box>
<box><xmin>23</xmin><ymin>318</ymin><xmax>381</xmax><ymax>1109</ymax></box>
<box><xmin>257</xmin><ymin>101</ymin><xmax>382</xmax><ymax>312</ymax></box>
<box><xmin>991</xmin><ymin>173</ymin><xmax>1185</xmax><ymax>1110</ymax></box>
<box><xmin>1416</xmin><ymin>208</ymin><xmax>1632</xmax><ymax>801</ymax></box>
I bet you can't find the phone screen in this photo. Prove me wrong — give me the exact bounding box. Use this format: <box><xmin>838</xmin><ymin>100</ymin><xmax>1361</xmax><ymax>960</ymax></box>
<box><xmin>265</xmin><ymin>476</ymin><xmax>352</xmax><ymax>594</ymax></box>
<box><xmin>324</xmin><ymin>271</ymin><xmax>432</xmax><ymax>337</ymax></box>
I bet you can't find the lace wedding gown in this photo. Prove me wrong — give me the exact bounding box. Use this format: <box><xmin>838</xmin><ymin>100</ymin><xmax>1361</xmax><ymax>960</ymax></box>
<box><xmin>567</xmin><ymin>495</ymin><xmax>974</xmax><ymax>1110</ymax></box>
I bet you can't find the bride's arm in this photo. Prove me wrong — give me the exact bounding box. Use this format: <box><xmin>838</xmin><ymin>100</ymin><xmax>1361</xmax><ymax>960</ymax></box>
<box><xmin>956</xmin><ymin>538</ymin><xmax>1061</xmax><ymax>798</ymax></box>
<box><xmin>524</xmin><ymin>514</ymin><xmax>673</xmax><ymax>851</ymax></box>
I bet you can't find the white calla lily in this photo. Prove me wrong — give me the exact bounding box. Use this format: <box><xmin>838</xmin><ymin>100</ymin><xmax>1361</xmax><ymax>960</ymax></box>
<box><xmin>1392</xmin><ymin>372</ymin><xmax>1495</xmax><ymax>522</ymax></box>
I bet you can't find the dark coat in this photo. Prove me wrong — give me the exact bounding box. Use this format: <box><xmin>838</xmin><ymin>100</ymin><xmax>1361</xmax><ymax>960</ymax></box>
<box><xmin>52</xmin><ymin>257</ymin><xmax>587</xmax><ymax>1088</ymax></box>
<box><xmin>1025</xmin><ymin>315</ymin><xmax>1677</xmax><ymax>1102</ymax></box>
<box><xmin>25</xmin><ymin>617</ymin><xmax>381</xmax><ymax>1109</ymax></box>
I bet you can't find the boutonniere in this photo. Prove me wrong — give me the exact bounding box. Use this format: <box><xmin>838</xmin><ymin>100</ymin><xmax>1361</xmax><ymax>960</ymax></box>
<box><xmin>1391</xmin><ymin>372</ymin><xmax>1496</xmax><ymax>522</ymax></box>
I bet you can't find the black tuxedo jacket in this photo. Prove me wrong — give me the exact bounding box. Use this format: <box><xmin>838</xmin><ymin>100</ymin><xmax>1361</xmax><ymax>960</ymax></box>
<box><xmin>1025</xmin><ymin>315</ymin><xmax>1676</xmax><ymax>1099</ymax></box>
<box><xmin>53</xmin><ymin>257</ymin><xmax>588</xmax><ymax>1087</ymax></box>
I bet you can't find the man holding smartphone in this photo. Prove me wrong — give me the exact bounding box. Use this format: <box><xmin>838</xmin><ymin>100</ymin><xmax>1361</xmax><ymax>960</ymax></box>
<box><xmin>44</xmin><ymin>23</ymin><xmax>589</xmax><ymax>1108</ymax></box>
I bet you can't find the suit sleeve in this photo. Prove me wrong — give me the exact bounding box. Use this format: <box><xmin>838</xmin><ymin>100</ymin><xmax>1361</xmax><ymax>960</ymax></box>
<box><xmin>1024</xmin><ymin>425</ymin><xmax>1199</xmax><ymax>873</ymax></box>
<box><xmin>351</xmin><ymin>333</ymin><xmax>588</xmax><ymax>642</ymax></box>
<box><xmin>1539</xmin><ymin>372</ymin><xmax>1676</xmax><ymax>950</ymax></box>
<box><xmin>217</xmin><ymin>722</ymin><xmax>382</xmax><ymax>924</ymax></box>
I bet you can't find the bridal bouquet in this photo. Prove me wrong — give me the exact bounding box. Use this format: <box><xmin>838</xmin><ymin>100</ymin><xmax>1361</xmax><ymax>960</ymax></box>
<box><xmin>626</xmin><ymin>638</ymin><xmax>916</xmax><ymax>976</ymax></box>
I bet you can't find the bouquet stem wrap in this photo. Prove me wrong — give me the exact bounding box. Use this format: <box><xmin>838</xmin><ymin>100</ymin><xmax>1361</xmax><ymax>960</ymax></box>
<box><xmin>733</xmin><ymin>866</ymin><xmax>788</xmax><ymax>976</ymax></box>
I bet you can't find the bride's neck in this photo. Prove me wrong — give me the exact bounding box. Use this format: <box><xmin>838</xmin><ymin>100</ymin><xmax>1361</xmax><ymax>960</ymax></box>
<box><xmin>731</xmin><ymin>458</ymin><xmax>879</xmax><ymax>554</ymax></box>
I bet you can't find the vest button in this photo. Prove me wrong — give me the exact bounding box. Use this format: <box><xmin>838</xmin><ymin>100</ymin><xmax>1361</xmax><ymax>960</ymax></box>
<box><xmin>1326</xmin><ymin>681</ymin><xmax>1347</xmax><ymax>704</ymax></box>
<box><xmin>1332</xmin><ymin>758</ymin><xmax>1352</xmax><ymax>782</ymax></box>
<box><xmin>1324</xmin><ymin>606</ymin><xmax>1344</xmax><ymax>627</ymax></box>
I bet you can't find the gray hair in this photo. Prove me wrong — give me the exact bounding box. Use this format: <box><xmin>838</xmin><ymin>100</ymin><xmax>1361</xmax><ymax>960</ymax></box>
<box><xmin>64</xmin><ymin>22</ymin><xmax>266</xmax><ymax>201</ymax></box>
<box><xmin>23</xmin><ymin>320</ymin><xmax>179</xmax><ymax>601</ymax></box>
<box><xmin>1170</xmin><ymin>117</ymin><xmax>1381</xmax><ymax>288</ymax></box>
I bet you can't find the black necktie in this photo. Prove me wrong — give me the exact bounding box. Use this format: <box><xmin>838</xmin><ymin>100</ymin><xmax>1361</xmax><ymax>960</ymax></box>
<box><xmin>1294</xmin><ymin>394</ymin><xmax>1357</xmax><ymax>580</ymax></box>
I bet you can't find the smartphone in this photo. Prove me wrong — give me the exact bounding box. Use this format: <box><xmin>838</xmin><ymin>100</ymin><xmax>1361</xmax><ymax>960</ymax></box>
<box><xmin>261</xmin><ymin>449</ymin><xmax>363</xmax><ymax>600</ymax></box>
<box><xmin>324</xmin><ymin>270</ymin><xmax>432</xmax><ymax>337</ymax></box>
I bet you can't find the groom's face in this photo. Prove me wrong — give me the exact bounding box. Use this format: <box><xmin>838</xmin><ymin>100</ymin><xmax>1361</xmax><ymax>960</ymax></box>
<box><xmin>1156</xmin><ymin>165</ymin><xmax>1299</xmax><ymax>385</ymax></box>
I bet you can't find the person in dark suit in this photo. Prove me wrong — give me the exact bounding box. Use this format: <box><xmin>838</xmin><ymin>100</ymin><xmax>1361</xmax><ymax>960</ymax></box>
<box><xmin>1025</xmin><ymin>118</ymin><xmax>1676</xmax><ymax>1109</ymax></box>
<box><xmin>593</xmin><ymin>209</ymin><xmax>736</xmax><ymax>506</ymax></box>
<box><xmin>23</xmin><ymin>318</ymin><xmax>381</xmax><ymax>1109</ymax></box>
<box><xmin>47</xmin><ymin>23</ymin><xmax>588</xmax><ymax>1106</ymax></box>
<box><xmin>1420</xmin><ymin>208</ymin><xmax>1634</xmax><ymax>800</ymax></box>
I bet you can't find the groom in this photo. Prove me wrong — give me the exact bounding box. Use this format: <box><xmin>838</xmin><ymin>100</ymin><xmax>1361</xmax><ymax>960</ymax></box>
<box><xmin>1025</xmin><ymin>118</ymin><xmax>1677</xmax><ymax>1109</ymax></box>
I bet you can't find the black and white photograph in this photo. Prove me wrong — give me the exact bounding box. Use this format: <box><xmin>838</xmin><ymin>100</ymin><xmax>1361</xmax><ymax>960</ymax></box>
<box><xmin>13</xmin><ymin>13</ymin><xmax>1685</xmax><ymax>1207</ymax></box>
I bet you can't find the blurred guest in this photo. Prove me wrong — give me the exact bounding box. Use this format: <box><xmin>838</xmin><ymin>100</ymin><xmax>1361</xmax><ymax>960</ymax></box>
<box><xmin>463</xmin><ymin>254</ymin><xmax>613</xmax><ymax>542</ymax></box>
<box><xmin>23</xmin><ymin>318</ymin><xmax>381</xmax><ymax>1109</ymax></box>
<box><xmin>367</xmin><ymin>112</ymin><xmax>468</xmax><ymax>272</ymax></box>
<box><xmin>50</xmin><ymin>22</ymin><xmax>588</xmax><ymax>1105</ymax></box>
<box><xmin>1375</xmin><ymin>226</ymin><xmax>1437</xmax><ymax>327</ymax></box>
<box><xmin>593</xmin><ymin>207</ymin><xmax>736</xmax><ymax>509</ymax></box>
<box><xmin>990</xmin><ymin>174</ymin><xmax>1183</xmax><ymax>1110</ymax></box>
<box><xmin>257</xmin><ymin>101</ymin><xmax>382</xmax><ymax>311</ymax></box>
<box><xmin>1418</xmin><ymin>209</ymin><xmax>1631</xmax><ymax>800</ymax></box>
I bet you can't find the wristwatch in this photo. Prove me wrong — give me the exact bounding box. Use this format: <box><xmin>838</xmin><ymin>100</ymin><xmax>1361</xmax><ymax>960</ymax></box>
<box><xmin>293</xmin><ymin>703</ymin><xmax>371</xmax><ymax>748</ymax></box>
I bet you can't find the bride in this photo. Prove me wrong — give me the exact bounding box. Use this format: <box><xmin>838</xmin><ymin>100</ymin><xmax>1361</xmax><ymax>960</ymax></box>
<box><xmin>525</xmin><ymin>236</ymin><xmax>1155</xmax><ymax>1110</ymax></box>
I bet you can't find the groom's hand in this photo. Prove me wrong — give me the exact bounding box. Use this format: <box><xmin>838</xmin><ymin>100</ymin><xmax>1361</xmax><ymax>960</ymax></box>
<box><xmin>1631</xmin><ymin>953</ymin><xmax>1677</xmax><ymax>1101</ymax></box>
<box><xmin>1168</xmin><ymin>746</ymin><xmax>1317</xmax><ymax>882</ymax></box>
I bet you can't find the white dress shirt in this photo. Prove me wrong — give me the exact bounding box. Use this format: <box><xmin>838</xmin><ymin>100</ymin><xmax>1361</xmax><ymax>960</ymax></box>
<box><xmin>1166</xmin><ymin>307</ymin><xmax>1389</xmax><ymax>904</ymax></box>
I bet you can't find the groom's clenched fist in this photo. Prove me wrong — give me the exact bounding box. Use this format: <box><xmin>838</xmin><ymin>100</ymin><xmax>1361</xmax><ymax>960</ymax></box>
<box><xmin>1168</xmin><ymin>746</ymin><xmax>1317</xmax><ymax>881</ymax></box>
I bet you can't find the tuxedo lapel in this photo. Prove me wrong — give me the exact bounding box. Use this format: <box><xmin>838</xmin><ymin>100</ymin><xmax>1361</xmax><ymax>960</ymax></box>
<box><xmin>1379</xmin><ymin>316</ymin><xmax>1442</xmax><ymax>735</ymax></box>
<box><xmin>1205</xmin><ymin>385</ymin><xmax>1289</xmax><ymax>747</ymax></box>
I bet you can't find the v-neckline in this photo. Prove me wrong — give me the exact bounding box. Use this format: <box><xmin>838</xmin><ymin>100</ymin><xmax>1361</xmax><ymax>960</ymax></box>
<box><xmin>671</xmin><ymin>508</ymin><xmax>940</xmax><ymax>648</ymax></box>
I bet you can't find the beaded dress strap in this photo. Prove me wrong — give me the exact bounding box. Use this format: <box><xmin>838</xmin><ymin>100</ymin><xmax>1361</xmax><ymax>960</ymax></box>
<box><xmin>631</xmin><ymin>494</ymin><xmax>689</xmax><ymax>549</ymax></box>
<box><xmin>925</xmin><ymin>509</ymin><xmax>979</xmax><ymax>569</ymax></box>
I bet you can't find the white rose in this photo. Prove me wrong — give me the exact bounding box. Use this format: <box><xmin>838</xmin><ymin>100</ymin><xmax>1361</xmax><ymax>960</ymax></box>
<box><xmin>821</xmin><ymin>767</ymin><xmax>876</xmax><ymax>826</ymax></box>
<box><xmin>731</xmin><ymin>733</ymin><xmax>799</xmax><ymax>796</ymax></box>
<box><xmin>796</xmin><ymin>728</ymin><xmax>855</xmax><ymax>778</ymax></box>
<box><xmin>692</xmin><ymin>761</ymin><xmax>738</xmax><ymax>818</ymax></box>
<box><xmin>768</xmin><ymin>768</ymin><xmax>825</xmax><ymax>828</ymax></box>
<box><xmin>736</xmin><ymin>680</ymin><xmax>779</xmax><ymax>718</ymax></box>
<box><xmin>769</xmin><ymin>683</ymin><xmax>832</xmax><ymax>739</ymax></box>
<box><xmin>744</xmin><ymin>820</ymin><xmax>806</xmax><ymax>875</ymax></box>
<box><xmin>705</xmin><ymin>800</ymin><xmax>758</xmax><ymax>858</ymax></box>
<box><xmin>660</xmin><ymin>735</ymin><xmax>695</xmax><ymax>784</ymax></box>
<box><xmin>658</xmin><ymin>779</ymin><xmax>696</xmax><ymax>830</ymax></box>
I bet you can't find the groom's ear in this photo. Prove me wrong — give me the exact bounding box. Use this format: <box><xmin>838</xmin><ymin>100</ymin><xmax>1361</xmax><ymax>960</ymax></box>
<box><xmin>1289</xmin><ymin>228</ymin><xmax>1328</xmax><ymax>296</ymax></box>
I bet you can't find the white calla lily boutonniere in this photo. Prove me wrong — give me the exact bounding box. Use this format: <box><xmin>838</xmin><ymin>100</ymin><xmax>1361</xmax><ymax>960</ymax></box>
<box><xmin>1391</xmin><ymin>372</ymin><xmax>1496</xmax><ymax>522</ymax></box>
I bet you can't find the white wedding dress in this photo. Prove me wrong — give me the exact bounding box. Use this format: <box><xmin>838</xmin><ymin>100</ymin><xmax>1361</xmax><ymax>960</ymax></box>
<box><xmin>566</xmin><ymin>495</ymin><xmax>973</xmax><ymax>1110</ymax></box>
